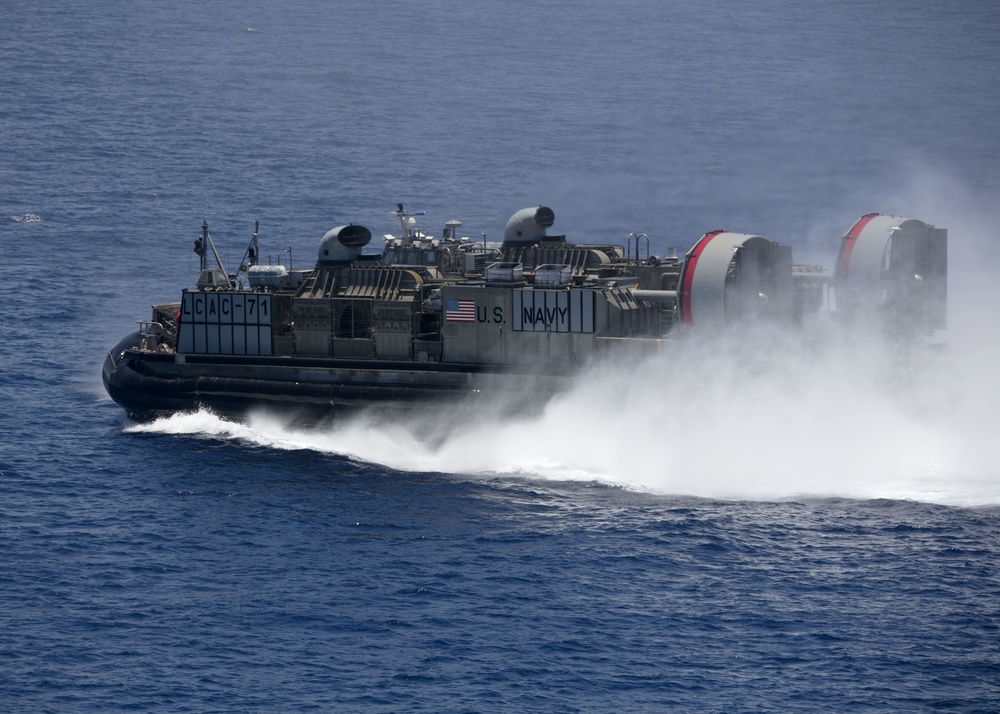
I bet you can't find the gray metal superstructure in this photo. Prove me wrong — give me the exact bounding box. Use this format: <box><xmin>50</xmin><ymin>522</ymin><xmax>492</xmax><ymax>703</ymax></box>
<box><xmin>103</xmin><ymin>205</ymin><xmax>947</xmax><ymax>419</ymax></box>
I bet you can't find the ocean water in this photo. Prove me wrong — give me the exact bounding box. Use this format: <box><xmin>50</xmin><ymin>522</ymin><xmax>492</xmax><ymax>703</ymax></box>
<box><xmin>3</xmin><ymin>1</ymin><xmax>1000</xmax><ymax>711</ymax></box>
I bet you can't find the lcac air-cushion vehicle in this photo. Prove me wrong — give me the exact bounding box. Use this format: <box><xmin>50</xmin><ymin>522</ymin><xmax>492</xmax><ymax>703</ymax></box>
<box><xmin>103</xmin><ymin>205</ymin><xmax>947</xmax><ymax>419</ymax></box>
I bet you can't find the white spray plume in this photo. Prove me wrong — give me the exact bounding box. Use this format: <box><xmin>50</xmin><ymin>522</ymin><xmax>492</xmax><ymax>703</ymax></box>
<box><xmin>127</xmin><ymin>167</ymin><xmax>1000</xmax><ymax>506</ymax></box>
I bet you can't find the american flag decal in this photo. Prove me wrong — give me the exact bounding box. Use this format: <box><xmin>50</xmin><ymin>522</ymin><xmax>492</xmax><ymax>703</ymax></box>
<box><xmin>445</xmin><ymin>298</ymin><xmax>476</xmax><ymax>323</ymax></box>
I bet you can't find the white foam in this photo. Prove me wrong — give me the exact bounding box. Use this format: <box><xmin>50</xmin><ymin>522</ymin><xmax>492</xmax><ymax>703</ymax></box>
<box><xmin>126</xmin><ymin>170</ymin><xmax>1000</xmax><ymax>507</ymax></box>
<box><xmin>123</xmin><ymin>331</ymin><xmax>998</xmax><ymax>506</ymax></box>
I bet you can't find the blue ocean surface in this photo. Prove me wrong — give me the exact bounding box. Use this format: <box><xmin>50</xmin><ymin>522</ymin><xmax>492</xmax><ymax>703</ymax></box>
<box><xmin>2</xmin><ymin>1</ymin><xmax>999</xmax><ymax>711</ymax></box>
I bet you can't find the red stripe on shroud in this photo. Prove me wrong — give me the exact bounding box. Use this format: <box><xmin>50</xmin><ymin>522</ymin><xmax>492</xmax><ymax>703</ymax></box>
<box><xmin>835</xmin><ymin>213</ymin><xmax>880</xmax><ymax>278</ymax></box>
<box><xmin>680</xmin><ymin>230</ymin><xmax>725</xmax><ymax>327</ymax></box>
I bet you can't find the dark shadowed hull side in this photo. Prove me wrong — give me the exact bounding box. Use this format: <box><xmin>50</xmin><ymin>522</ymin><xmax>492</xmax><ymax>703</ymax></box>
<box><xmin>102</xmin><ymin>337</ymin><xmax>571</xmax><ymax>421</ymax></box>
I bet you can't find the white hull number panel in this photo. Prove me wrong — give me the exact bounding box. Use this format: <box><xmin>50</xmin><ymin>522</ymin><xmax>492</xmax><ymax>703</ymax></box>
<box><xmin>177</xmin><ymin>292</ymin><xmax>273</xmax><ymax>355</ymax></box>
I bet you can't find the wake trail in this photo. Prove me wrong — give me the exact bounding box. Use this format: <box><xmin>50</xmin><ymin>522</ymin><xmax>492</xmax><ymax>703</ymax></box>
<box><xmin>128</xmin><ymin>173</ymin><xmax>1000</xmax><ymax>507</ymax></box>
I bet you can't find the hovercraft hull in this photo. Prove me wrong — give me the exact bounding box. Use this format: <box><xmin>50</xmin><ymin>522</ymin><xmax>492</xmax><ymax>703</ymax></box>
<box><xmin>102</xmin><ymin>342</ymin><xmax>569</xmax><ymax>420</ymax></box>
<box><xmin>101</xmin><ymin>206</ymin><xmax>947</xmax><ymax>422</ymax></box>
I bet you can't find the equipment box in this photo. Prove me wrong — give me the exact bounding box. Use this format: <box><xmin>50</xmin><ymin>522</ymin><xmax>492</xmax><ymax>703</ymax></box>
<box><xmin>486</xmin><ymin>262</ymin><xmax>524</xmax><ymax>282</ymax></box>
<box><xmin>534</xmin><ymin>264</ymin><xmax>572</xmax><ymax>286</ymax></box>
